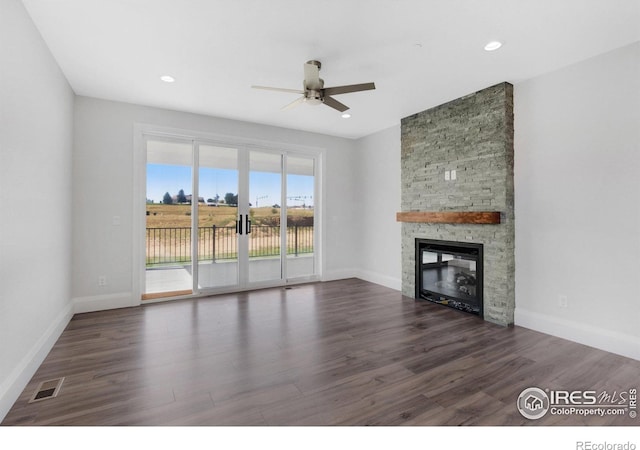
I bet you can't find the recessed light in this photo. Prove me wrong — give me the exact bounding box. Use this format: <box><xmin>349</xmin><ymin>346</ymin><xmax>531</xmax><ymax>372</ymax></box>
<box><xmin>341</xmin><ymin>113</ymin><xmax>351</xmax><ymax>119</ymax></box>
<box><xmin>484</xmin><ymin>41</ymin><xmax>503</xmax><ymax>52</ymax></box>
<box><xmin>160</xmin><ymin>75</ymin><xmax>175</xmax><ymax>83</ymax></box>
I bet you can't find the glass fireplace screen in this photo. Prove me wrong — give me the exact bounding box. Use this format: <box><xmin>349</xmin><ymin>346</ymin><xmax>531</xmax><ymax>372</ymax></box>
<box><xmin>417</xmin><ymin>239</ymin><xmax>483</xmax><ymax>316</ymax></box>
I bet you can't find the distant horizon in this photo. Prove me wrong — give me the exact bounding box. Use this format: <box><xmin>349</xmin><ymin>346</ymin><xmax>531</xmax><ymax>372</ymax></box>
<box><xmin>147</xmin><ymin>163</ymin><xmax>314</xmax><ymax>207</ymax></box>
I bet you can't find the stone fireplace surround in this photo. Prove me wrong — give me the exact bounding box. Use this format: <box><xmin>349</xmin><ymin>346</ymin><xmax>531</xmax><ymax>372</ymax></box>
<box><xmin>399</xmin><ymin>82</ymin><xmax>515</xmax><ymax>326</ymax></box>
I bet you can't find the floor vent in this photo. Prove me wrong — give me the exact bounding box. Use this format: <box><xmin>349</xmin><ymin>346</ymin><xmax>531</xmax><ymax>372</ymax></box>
<box><xmin>29</xmin><ymin>377</ymin><xmax>64</xmax><ymax>403</ymax></box>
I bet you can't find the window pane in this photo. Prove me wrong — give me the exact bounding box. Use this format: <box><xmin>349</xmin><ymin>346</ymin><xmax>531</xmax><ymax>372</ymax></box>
<box><xmin>286</xmin><ymin>156</ymin><xmax>315</xmax><ymax>279</ymax></box>
<box><xmin>145</xmin><ymin>139</ymin><xmax>193</xmax><ymax>296</ymax></box>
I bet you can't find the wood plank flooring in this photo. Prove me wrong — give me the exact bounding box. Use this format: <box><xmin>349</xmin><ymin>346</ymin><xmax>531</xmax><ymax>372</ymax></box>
<box><xmin>3</xmin><ymin>279</ymin><xmax>639</xmax><ymax>426</ymax></box>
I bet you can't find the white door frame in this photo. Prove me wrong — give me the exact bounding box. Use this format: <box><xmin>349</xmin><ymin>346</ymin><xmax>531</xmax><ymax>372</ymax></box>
<box><xmin>133</xmin><ymin>123</ymin><xmax>323</xmax><ymax>302</ymax></box>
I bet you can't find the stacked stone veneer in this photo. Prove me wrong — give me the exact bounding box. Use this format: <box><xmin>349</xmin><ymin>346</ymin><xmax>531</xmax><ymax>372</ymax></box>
<box><xmin>401</xmin><ymin>82</ymin><xmax>515</xmax><ymax>326</ymax></box>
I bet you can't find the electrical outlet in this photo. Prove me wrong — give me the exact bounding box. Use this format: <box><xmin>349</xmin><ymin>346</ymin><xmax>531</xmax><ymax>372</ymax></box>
<box><xmin>98</xmin><ymin>276</ymin><xmax>107</xmax><ymax>286</ymax></box>
<box><xmin>558</xmin><ymin>295</ymin><xmax>568</xmax><ymax>308</ymax></box>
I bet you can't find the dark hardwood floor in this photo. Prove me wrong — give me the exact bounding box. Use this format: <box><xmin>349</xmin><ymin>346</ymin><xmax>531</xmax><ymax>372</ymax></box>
<box><xmin>3</xmin><ymin>279</ymin><xmax>639</xmax><ymax>426</ymax></box>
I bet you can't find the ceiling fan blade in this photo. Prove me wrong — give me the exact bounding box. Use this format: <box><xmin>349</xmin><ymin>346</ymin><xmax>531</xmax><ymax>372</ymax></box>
<box><xmin>252</xmin><ymin>85</ymin><xmax>304</xmax><ymax>94</ymax></box>
<box><xmin>322</xmin><ymin>96</ymin><xmax>349</xmax><ymax>112</ymax></box>
<box><xmin>323</xmin><ymin>82</ymin><xmax>376</xmax><ymax>96</ymax></box>
<box><xmin>281</xmin><ymin>96</ymin><xmax>306</xmax><ymax>110</ymax></box>
<box><xmin>304</xmin><ymin>61</ymin><xmax>322</xmax><ymax>90</ymax></box>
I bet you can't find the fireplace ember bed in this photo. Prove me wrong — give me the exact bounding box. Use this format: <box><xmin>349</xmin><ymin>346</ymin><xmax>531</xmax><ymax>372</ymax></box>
<box><xmin>415</xmin><ymin>238</ymin><xmax>484</xmax><ymax>317</ymax></box>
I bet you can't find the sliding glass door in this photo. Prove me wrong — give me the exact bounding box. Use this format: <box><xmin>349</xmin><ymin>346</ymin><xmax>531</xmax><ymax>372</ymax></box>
<box><xmin>196</xmin><ymin>144</ymin><xmax>240</xmax><ymax>290</ymax></box>
<box><xmin>144</xmin><ymin>139</ymin><xmax>194</xmax><ymax>298</ymax></box>
<box><xmin>285</xmin><ymin>155</ymin><xmax>315</xmax><ymax>279</ymax></box>
<box><xmin>142</xmin><ymin>135</ymin><xmax>318</xmax><ymax>299</ymax></box>
<box><xmin>248</xmin><ymin>151</ymin><xmax>283</xmax><ymax>284</ymax></box>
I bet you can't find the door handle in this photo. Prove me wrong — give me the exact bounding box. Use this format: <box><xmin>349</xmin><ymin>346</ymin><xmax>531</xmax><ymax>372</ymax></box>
<box><xmin>237</xmin><ymin>214</ymin><xmax>243</xmax><ymax>235</ymax></box>
<box><xmin>246</xmin><ymin>215</ymin><xmax>251</xmax><ymax>234</ymax></box>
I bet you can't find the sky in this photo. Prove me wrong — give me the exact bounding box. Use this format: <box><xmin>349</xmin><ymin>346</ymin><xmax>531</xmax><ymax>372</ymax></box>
<box><xmin>147</xmin><ymin>164</ymin><xmax>314</xmax><ymax>207</ymax></box>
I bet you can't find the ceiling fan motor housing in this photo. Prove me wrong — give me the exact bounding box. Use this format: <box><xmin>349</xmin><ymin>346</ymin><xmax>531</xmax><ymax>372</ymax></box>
<box><xmin>305</xmin><ymin>89</ymin><xmax>323</xmax><ymax>105</ymax></box>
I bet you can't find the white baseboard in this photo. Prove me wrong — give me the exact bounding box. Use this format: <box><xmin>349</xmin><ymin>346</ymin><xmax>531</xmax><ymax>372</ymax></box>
<box><xmin>0</xmin><ymin>302</ymin><xmax>74</xmax><ymax>422</ymax></box>
<box><xmin>354</xmin><ymin>269</ymin><xmax>401</xmax><ymax>291</ymax></box>
<box><xmin>320</xmin><ymin>268</ymin><xmax>401</xmax><ymax>291</ymax></box>
<box><xmin>515</xmin><ymin>308</ymin><xmax>640</xmax><ymax>361</ymax></box>
<box><xmin>73</xmin><ymin>291</ymin><xmax>139</xmax><ymax>314</ymax></box>
<box><xmin>321</xmin><ymin>268</ymin><xmax>358</xmax><ymax>282</ymax></box>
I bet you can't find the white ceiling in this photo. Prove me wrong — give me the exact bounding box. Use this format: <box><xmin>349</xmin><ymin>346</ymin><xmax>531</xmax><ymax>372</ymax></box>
<box><xmin>22</xmin><ymin>0</ymin><xmax>640</xmax><ymax>139</ymax></box>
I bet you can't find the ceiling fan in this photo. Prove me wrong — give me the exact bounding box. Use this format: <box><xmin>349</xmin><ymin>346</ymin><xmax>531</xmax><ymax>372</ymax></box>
<box><xmin>251</xmin><ymin>60</ymin><xmax>375</xmax><ymax>113</ymax></box>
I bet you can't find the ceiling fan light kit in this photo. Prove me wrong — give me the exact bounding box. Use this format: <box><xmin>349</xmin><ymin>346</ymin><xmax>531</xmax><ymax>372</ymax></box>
<box><xmin>252</xmin><ymin>60</ymin><xmax>375</xmax><ymax>113</ymax></box>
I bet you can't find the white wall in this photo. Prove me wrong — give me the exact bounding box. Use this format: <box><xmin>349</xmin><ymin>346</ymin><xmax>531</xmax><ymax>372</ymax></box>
<box><xmin>354</xmin><ymin>126</ymin><xmax>402</xmax><ymax>290</ymax></box>
<box><xmin>72</xmin><ymin>97</ymin><xmax>359</xmax><ymax>311</ymax></box>
<box><xmin>0</xmin><ymin>0</ymin><xmax>75</xmax><ymax>420</ymax></box>
<box><xmin>514</xmin><ymin>42</ymin><xmax>640</xmax><ymax>360</ymax></box>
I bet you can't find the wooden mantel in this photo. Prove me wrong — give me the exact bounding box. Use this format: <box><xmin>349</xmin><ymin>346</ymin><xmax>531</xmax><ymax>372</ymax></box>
<box><xmin>396</xmin><ymin>211</ymin><xmax>501</xmax><ymax>224</ymax></box>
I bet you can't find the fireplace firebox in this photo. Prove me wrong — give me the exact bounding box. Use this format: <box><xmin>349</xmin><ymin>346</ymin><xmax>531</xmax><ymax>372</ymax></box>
<box><xmin>415</xmin><ymin>239</ymin><xmax>483</xmax><ymax>317</ymax></box>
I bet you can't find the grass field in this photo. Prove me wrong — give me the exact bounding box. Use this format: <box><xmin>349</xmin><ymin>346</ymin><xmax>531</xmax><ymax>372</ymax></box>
<box><xmin>146</xmin><ymin>203</ymin><xmax>313</xmax><ymax>228</ymax></box>
<box><xmin>145</xmin><ymin>203</ymin><xmax>314</xmax><ymax>265</ymax></box>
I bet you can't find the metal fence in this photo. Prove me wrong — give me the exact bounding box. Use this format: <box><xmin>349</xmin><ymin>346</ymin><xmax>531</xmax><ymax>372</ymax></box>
<box><xmin>146</xmin><ymin>225</ymin><xmax>313</xmax><ymax>266</ymax></box>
